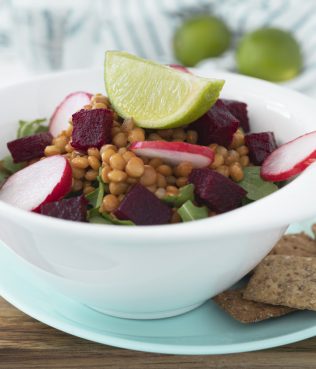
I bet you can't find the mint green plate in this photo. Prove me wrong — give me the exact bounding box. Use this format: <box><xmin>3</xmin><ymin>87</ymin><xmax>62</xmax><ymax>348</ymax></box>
<box><xmin>1</xmin><ymin>220</ymin><xmax>316</xmax><ymax>355</ymax></box>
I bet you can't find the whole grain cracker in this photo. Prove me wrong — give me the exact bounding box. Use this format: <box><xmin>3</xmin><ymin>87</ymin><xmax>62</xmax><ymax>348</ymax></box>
<box><xmin>244</xmin><ymin>255</ymin><xmax>316</xmax><ymax>310</ymax></box>
<box><xmin>270</xmin><ymin>233</ymin><xmax>316</xmax><ymax>257</ymax></box>
<box><xmin>213</xmin><ymin>288</ymin><xmax>295</xmax><ymax>323</ymax></box>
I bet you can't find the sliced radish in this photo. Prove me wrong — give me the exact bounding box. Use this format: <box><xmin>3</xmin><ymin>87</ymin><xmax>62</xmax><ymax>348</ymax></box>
<box><xmin>49</xmin><ymin>91</ymin><xmax>92</xmax><ymax>137</ymax></box>
<box><xmin>168</xmin><ymin>64</ymin><xmax>191</xmax><ymax>74</ymax></box>
<box><xmin>129</xmin><ymin>141</ymin><xmax>214</xmax><ymax>167</ymax></box>
<box><xmin>0</xmin><ymin>155</ymin><xmax>72</xmax><ymax>212</ymax></box>
<box><xmin>261</xmin><ymin>131</ymin><xmax>316</xmax><ymax>181</ymax></box>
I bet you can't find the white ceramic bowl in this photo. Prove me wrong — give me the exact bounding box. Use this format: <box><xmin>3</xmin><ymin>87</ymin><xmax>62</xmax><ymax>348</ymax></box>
<box><xmin>1</xmin><ymin>68</ymin><xmax>316</xmax><ymax>320</ymax></box>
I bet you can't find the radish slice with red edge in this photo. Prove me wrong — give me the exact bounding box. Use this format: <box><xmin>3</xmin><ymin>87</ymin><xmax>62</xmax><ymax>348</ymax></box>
<box><xmin>49</xmin><ymin>91</ymin><xmax>92</xmax><ymax>137</ymax></box>
<box><xmin>129</xmin><ymin>141</ymin><xmax>214</xmax><ymax>168</ymax></box>
<box><xmin>0</xmin><ymin>155</ymin><xmax>72</xmax><ymax>212</ymax></box>
<box><xmin>261</xmin><ymin>130</ymin><xmax>316</xmax><ymax>182</ymax></box>
<box><xmin>168</xmin><ymin>64</ymin><xmax>191</xmax><ymax>74</ymax></box>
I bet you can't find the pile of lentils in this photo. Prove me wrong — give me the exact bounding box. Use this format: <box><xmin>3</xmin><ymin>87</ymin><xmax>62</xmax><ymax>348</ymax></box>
<box><xmin>42</xmin><ymin>93</ymin><xmax>250</xmax><ymax>222</ymax></box>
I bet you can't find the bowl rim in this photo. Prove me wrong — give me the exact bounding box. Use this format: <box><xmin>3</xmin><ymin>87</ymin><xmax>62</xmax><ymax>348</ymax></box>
<box><xmin>0</xmin><ymin>68</ymin><xmax>316</xmax><ymax>242</ymax></box>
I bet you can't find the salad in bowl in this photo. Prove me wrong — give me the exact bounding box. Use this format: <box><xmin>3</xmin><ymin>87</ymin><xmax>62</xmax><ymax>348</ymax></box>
<box><xmin>0</xmin><ymin>52</ymin><xmax>316</xmax><ymax>319</ymax></box>
<box><xmin>0</xmin><ymin>51</ymin><xmax>306</xmax><ymax>226</ymax></box>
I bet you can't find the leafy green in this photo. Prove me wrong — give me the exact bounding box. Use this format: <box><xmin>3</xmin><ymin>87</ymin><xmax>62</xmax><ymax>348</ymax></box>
<box><xmin>239</xmin><ymin>166</ymin><xmax>278</xmax><ymax>201</ymax></box>
<box><xmin>0</xmin><ymin>170</ymin><xmax>9</xmax><ymax>185</ymax></box>
<box><xmin>163</xmin><ymin>184</ymin><xmax>195</xmax><ymax>207</ymax></box>
<box><xmin>1</xmin><ymin>155</ymin><xmax>25</xmax><ymax>174</ymax></box>
<box><xmin>17</xmin><ymin>118</ymin><xmax>48</xmax><ymax>138</ymax></box>
<box><xmin>100</xmin><ymin>212</ymin><xmax>134</xmax><ymax>225</ymax></box>
<box><xmin>177</xmin><ymin>200</ymin><xmax>208</xmax><ymax>222</ymax></box>
<box><xmin>242</xmin><ymin>197</ymin><xmax>254</xmax><ymax>206</ymax></box>
<box><xmin>85</xmin><ymin>168</ymin><xmax>109</xmax><ymax>208</ymax></box>
<box><xmin>85</xmin><ymin>181</ymin><xmax>105</xmax><ymax>208</ymax></box>
<box><xmin>88</xmin><ymin>208</ymin><xmax>134</xmax><ymax>226</ymax></box>
<box><xmin>0</xmin><ymin>118</ymin><xmax>48</xmax><ymax>185</ymax></box>
<box><xmin>0</xmin><ymin>155</ymin><xmax>25</xmax><ymax>185</ymax></box>
<box><xmin>86</xmin><ymin>172</ymin><xmax>134</xmax><ymax>226</ymax></box>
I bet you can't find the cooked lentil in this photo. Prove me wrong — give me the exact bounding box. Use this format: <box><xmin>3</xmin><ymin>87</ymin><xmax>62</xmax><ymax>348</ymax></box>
<box><xmin>102</xmin><ymin>194</ymin><xmax>120</xmax><ymax>212</ymax></box>
<box><xmin>71</xmin><ymin>156</ymin><xmax>89</xmax><ymax>169</ymax></box>
<box><xmin>140</xmin><ymin>165</ymin><xmax>157</xmax><ymax>186</ymax></box>
<box><xmin>149</xmin><ymin>158</ymin><xmax>163</xmax><ymax>168</ymax></box>
<box><xmin>157</xmin><ymin>164</ymin><xmax>173</xmax><ymax>177</ymax></box>
<box><xmin>128</xmin><ymin>127</ymin><xmax>145</xmax><ymax>143</ymax></box>
<box><xmin>87</xmin><ymin>148</ymin><xmax>101</xmax><ymax>159</ymax></box>
<box><xmin>109</xmin><ymin>182</ymin><xmax>128</xmax><ymax>195</ymax></box>
<box><xmin>44</xmin><ymin>145</ymin><xmax>61</xmax><ymax>156</ymax></box>
<box><xmin>174</xmin><ymin>161</ymin><xmax>193</xmax><ymax>177</ymax></box>
<box><xmin>113</xmin><ymin>132</ymin><xmax>128</xmax><ymax>147</ymax></box>
<box><xmin>107</xmin><ymin>169</ymin><xmax>128</xmax><ymax>183</ymax></box>
<box><xmin>109</xmin><ymin>153</ymin><xmax>126</xmax><ymax>170</ymax></box>
<box><xmin>125</xmin><ymin>157</ymin><xmax>145</xmax><ymax>177</ymax></box>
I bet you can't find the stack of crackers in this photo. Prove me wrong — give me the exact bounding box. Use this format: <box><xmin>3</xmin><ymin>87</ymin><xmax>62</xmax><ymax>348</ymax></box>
<box><xmin>213</xmin><ymin>228</ymin><xmax>316</xmax><ymax>323</ymax></box>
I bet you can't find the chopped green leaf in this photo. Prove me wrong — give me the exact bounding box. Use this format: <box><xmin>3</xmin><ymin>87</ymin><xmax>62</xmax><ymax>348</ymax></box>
<box><xmin>239</xmin><ymin>166</ymin><xmax>278</xmax><ymax>201</ymax></box>
<box><xmin>89</xmin><ymin>215</ymin><xmax>112</xmax><ymax>224</ymax></box>
<box><xmin>85</xmin><ymin>170</ymin><xmax>109</xmax><ymax>208</ymax></box>
<box><xmin>17</xmin><ymin>118</ymin><xmax>48</xmax><ymax>138</ymax></box>
<box><xmin>1</xmin><ymin>155</ymin><xmax>25</xmax><ymax>174</ymax></box>
<box><xmin>88</xmin><ymin>208</ymin><xmax>134</xmax><ymax>226</ymax></box>
<box><xmin>242</xmin><ymin>197</ymin><xmax>254</xmax><ymax>206</ymax></box>
<box><xmin>88</xmin><ymin>208</ymin><xmax>112</xmax><ymax>224</ymax></box>
<box><xmin>0</xmin><ymin>118</ymin><xmax>47</xmax><ymax>185</ymax></box>
<box><xmin>177</xmin><ymin>200</ymin><xmax>208</xmax><ymax>222</ymax></box>
<box><xmin>0</xmin><ymin>170</ymin><xmax>9</xmax><ymax>186</ymax></box>
<box><xmin>85</xmin><ymin>181</ymin><xmax>105</xmax><ymax>208</ymax></box>
<box><xmin>100</xmin><ymin>212</ymin><xmax>134</xmax><ymax>226</ymax></box>
<box><xmin>163</xmin><ymin>184</ymin><xmax>195</xmax><ymax>207</ymax></box>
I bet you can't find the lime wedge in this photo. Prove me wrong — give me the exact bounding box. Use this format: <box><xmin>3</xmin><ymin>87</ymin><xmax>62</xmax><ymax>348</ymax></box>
<box><xmin>236</xmin><ymin>28</ymin><xmax>302</xmax><ymax>82</ymax></box>
<box><xmin>104</xmin><ymin>51</ymin><xmax>224</xmax><ymax>129</ymax></box>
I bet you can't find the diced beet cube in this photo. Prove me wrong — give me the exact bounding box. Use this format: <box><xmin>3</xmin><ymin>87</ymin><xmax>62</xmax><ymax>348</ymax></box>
<box><xmin>189</xmin><ymin>168</ymin><xmax>247</xmax><ymax>213</ymax></box>
<box><xmin>7</xmin><ymin>132</ymin><xmax>53</xmax><ymax>163</ymax></box>
<box><xmin>189</xmin><ymin>100</ymin><xmax>239</xmax><ymax>147</ymax></box>
<box><xmin>40</xmin><ymin>195</ymin><xmax>88</xmax><ymax>222</ymax></box>
<box><xmin>114</xmin><ymin>183</ymin><xmax>172</xmax><ymax>225</ymax></box>
<box><xmin>71</xmin><ymin>109</ymin><xmax>113</xmax><ymax>151</ymax></box>
<box><xmin>245</xmin><ymin>132</ymin><xmax>277</xmax><ymax>165</ymax></box>
<box><xmin>221</xmin><ymin>99</ymin><xmax>250</xmax><ymax>133</ymax></box>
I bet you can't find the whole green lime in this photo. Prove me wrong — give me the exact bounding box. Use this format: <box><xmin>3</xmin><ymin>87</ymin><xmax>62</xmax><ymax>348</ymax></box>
<box><xmin>236</xmin><ymin>28</ymin><xmax>302</xmax><ymax>82</ymax></box>
<box><xmin>173</xmin><ymin>16</ymin><xmax>231</xmax><ymax>67</ymax></box>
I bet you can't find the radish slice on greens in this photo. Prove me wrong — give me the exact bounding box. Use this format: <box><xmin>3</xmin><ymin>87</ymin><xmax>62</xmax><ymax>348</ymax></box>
<box><xmin>49</xmin><ymin>91</ymin><xmax>92</xmax><ymax>137</ymax></box>
<box><xmin>261</xmin><ymin>130</ymin><xmax>316</xmax><ymax>182</ymax></box>
<box><xmin>129</xmin><ymin>141</ymin><xmax>214</xmax><ymax>168</ymax></box>
<box><xmin>0</xmin><ymin>155</ymin><xmax>72</xmax><ymax>212</ymax></box>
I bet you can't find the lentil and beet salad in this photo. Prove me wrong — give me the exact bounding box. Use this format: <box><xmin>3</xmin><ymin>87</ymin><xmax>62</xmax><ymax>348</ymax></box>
<box><xmin>0</xmin><ymin>52</ymin><xmax>312</xmax><ymax>225</ymax></box>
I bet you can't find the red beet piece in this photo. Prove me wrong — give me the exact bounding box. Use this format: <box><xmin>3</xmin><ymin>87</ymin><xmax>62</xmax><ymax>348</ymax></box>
<box><xmin>7</xmin><ymin>132</ymin><xmax>53</xmax><ymax>163</ymax></box>
<box><xmin>189</xmin><ymin>168</ymin><xmax>247</xmax><ymax>213</ymax></box>
<box><xmin>221</xmin><ymin>99</ymin><xmax>250</xmax><ymax>133</ymax></box>
<box><xmin>189</xmin><ymin>99</ymin><xmax>239</xmax><ymax>147</ymax></box>
<box><xmin>40</xmin><ymin>195</ymin><xmax>88</xmax><ymax>222</ymax></box>
<box><xmin>245</xmin><ymin>132</ymin><xmax>277</xmax><ymax>165</ymax></box>
<box><xmin>71</xmin><ymin>109</ymin><xmax>113</xmax><ymax>151</ymax></box>
<box><xmin>114</xmin><ymin>183</ymin><xmax>172</xmax><ymax>225</ymax></box>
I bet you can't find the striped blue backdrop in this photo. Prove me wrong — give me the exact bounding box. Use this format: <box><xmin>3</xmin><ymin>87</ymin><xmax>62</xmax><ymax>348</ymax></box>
<box><xmin>98</xmin><ymin>0</ymin><xmax>316</xmax><ymax>91</ymax></box>
<box><xmin>1</xmin><ymin>0</ymin><xmax>316</xmax><ymax>90</ymax></box>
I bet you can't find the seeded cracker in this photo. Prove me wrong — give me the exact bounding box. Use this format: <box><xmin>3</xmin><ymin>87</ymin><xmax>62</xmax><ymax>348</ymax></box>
<box><xmin>244</xmin><ymin>255</ymin><xmax>316</xmax><ymax>310</ymax></box>
<box><xmin>213</xmin><ymin>289</ymin><xmax>295</xmax><ymax>323</ymax></box>
<box><xmin>270</xmin><ymin>233</ymin><xmax>316</xmax><ymax>257</ymax></box>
